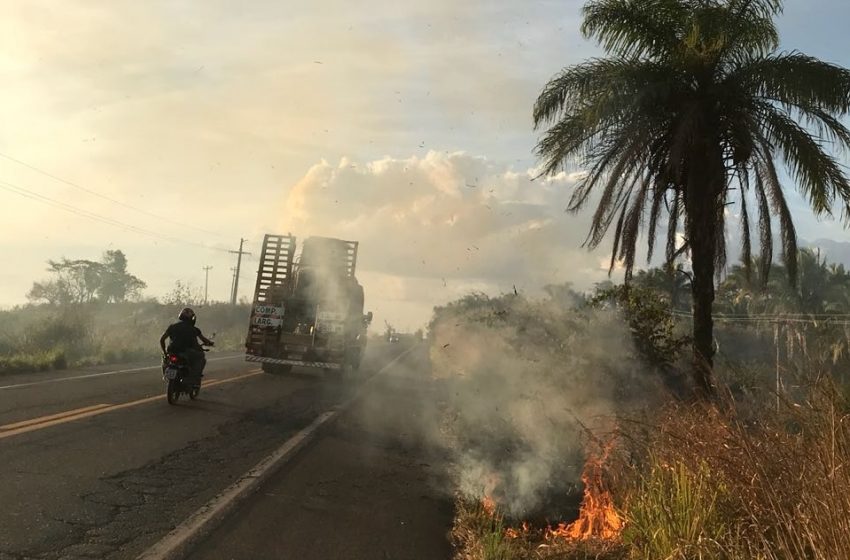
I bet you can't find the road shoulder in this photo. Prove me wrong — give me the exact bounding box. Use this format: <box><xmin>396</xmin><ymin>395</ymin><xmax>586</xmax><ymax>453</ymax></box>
<box><xmin>188</xmin><ymin>345</ymin><xmax>453</xmax><ymax>560</ymax></box>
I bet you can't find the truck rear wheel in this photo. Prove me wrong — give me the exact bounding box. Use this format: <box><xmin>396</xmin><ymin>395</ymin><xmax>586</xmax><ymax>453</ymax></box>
<box><xmin>345</xmin><ymin>349</ymin><xmax>362</xmax><ymax>371</ymax></box>
<box><xmin>324</xmin><ymin>366</ymin><xmax>346</xmax><ymax>382</ymax></box>
<box><xmin>262</xmin><ymin>363</ymin><xmax>293</xmax><ymax>374</ymax></box>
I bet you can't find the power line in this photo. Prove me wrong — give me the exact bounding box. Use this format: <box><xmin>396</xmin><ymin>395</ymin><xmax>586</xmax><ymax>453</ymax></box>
<box><xmin>0</xmin><ymin>179</ymin><xmax>229</xmax><ymax>253</ymax></box>
<box><xmin>674</xmin><ymin>311</ymin><xmax>850</xmax><ymax>319</ymax></box>
<box><xmin>0</xmin><ymin>151</ymin><xmax>228</xmax><ymax>239</ymax></box>
<box><xmin>671</xmin><ymin>310</ymin><xmax>850</xmax><ymax>325</ymax></box>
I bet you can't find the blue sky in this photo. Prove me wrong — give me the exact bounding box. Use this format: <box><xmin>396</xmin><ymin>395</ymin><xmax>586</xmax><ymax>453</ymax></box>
<box><xmin>1</xmin><ymin>1</ymin><xmax>849</xmax><ymax>327</ymax></box>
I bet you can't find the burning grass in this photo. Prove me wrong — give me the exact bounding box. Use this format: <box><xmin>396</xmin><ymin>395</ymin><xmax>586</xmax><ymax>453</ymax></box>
<box><xmin>453</xmin><ymin>377</ymin><xmax>850</xmax><ymax>560</ymax></box>
<box><xmin>452</xmin><ymin>439</ymin><xmax>629</xmax><ymax>560</ymax></box>
<box><xmin>452</xmin><ymin>494</ymin><xmax>628</xmax><ymax>560</ymax></box>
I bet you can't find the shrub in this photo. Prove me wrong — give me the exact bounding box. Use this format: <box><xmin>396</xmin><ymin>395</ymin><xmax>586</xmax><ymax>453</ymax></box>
<box><xmin>622</xmin><ymin>458</ymin><xmax>730</xmax><ymax>560</ymax></box>
<box><xmin>0</xmin><ymin>302</ymin><xmax>251</xmax><ymax>375</ymax></box>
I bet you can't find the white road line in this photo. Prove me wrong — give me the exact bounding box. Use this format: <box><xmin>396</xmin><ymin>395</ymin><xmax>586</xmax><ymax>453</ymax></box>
<box><xmin>137</xmin><ymin>345</ymin><xmax>419</xmax><ymax>560</ymax></box>
<box><xmin>0</xmin><ymin>355</ymin><xmax>244</xmax><ymax>391</ymax></box>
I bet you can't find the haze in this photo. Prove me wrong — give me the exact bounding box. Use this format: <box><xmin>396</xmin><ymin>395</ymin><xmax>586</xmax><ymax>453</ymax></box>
<box><xmin>2</xmin><ymin>0</ymin><xmax>850</xmax><ymax>329</ymax></box>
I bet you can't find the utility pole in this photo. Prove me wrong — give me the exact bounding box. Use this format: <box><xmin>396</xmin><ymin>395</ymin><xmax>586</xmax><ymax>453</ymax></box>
<box><xmin>202</xmin><ymin>266</ymin><xmax>213</xmax><ymax>305</ymax></box>
<box><xmin>229</xmin><ymin>267</ymin><xmax>237</xmax><ymax>305</ymax></box>
<box><xmin>229</xmin><ymin>238</ymin><xmax>251</xmax><ymax>305</ymax></box>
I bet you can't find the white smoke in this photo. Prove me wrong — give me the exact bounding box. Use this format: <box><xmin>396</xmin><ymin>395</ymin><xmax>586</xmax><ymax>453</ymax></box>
<box><xmin>427</xmin><ymin>293</ymin><xmax>664</xmax><ymax>517</ymax></box>
<box><xmin>280</xmin><ymin>151</ymin><xmax>617</xmax><ymax>328</ymax></box>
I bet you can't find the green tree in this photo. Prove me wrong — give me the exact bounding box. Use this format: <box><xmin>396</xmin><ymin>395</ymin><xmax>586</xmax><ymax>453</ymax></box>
<box><xmin>98</xmin><ymin>250</ymin><xmax>146</xmax><ymax>302</ymax></box>
<box><xmin>533</xmin><ymin>0</ymin><xmax>850</xmax><ymax>395</ymax></box>
<box><xmin>632</xmin><ymin>264</ymin><xmax>692</xmax><ymax>311</ymax></box>
<box><xmin>27</xmin><ymin>278</ymin><xmax>73</xmax><ymax>305</ymax></box>
<box><xmin>717</xmin><ymin>248</ymin><xmax>850</xmax><ymax>315</ymax></box>
<box><xmin>27</xmin><ymin>250</ymin><xmax>146</xmax><ymax>304</ymax></box>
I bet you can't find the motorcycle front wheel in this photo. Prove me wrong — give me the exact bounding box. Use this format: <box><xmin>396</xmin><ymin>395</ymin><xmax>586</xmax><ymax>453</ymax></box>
<box><xmin>189</xmin><ymin>386</ymin><xmax>199</xmax><ymax>400</ymax></box>
<box><xmin>166</xmin><ymin>380</ymin><xmax>180</xmax><ymax>405</ymax></box>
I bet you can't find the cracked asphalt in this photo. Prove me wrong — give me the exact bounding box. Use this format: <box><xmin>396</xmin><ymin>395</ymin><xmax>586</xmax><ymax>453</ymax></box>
<box><xmin>0</xmin><ymin>346</ymin><xmax>407</xmax><ymax>560</ymax></box>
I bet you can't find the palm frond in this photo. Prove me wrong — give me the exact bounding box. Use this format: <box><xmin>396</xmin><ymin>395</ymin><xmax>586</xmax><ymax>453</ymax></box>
<box><xmin>714</xmin><ymin>0</ymin><xmax>782</xmax><ymax>58</ymax></box>
<box><xmin>581</xmin><ymin>0</ymin><xmax>686</xmax><ymax>59</ymax></box>
<box><xmin>620</xmin><ymin>173</ymin><xmax>652</xmax><ymax>277</ymax></box>
<box><xmin>646</xmin><ymin>186</ymin><xmax>667</xmax><ymax>263</ymax></box>
<box><xmin>738</xmin><ymin>167</ymin><xmax>753</xmax><ymax>282</ymax></box>
<box><xmin>732</xmin><ymin>53</ymin><xmax>850</xmax><ymax>115</ymax></box>
<box><xmin>757</xmin><ymin>104</ymin><xmax>850</xmax><ymax>216</ymax></box>
<box><xmin>666</xmin><ymin>191</ymin><xmax>682</xmax><ymax>266</ymax></box>
<box><xmin>754</xmin><ymin>173</ymin><xmax>774</xmax><ymax>287</ymax></box>
<box><xmin>757</xmin><ymin>147</ymin><xmax>799</xmax><ymax>286</ymax></box>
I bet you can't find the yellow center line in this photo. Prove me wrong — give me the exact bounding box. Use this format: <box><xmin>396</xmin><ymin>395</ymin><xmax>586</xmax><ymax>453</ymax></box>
<box><xmin>0</xmin><ymin>369</ymin><xmax>263</xmax><ymax>441</ymax></box>
<box><xmin>0</xmin><ymin>403</ymin><xmax>112</xmax><ymax>432</ymax></box>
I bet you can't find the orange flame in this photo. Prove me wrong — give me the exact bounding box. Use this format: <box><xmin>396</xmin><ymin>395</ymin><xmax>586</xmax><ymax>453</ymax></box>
<box><xmin>481</xmin><ymin>495</ymin><xmax>497</xmax><ymax>517</ymax></box>
<box><xmin>505</xmin><ymin>521</ymin><xmax>531</xmax><ymax>539</ymax></box>
<box><xmin>549</xmin><ymin>443</ymin><xmax>623</xmax><ymax>541</ymax></box>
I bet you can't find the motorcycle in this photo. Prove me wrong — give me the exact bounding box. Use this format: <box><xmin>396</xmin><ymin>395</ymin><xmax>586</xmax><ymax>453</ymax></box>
<box><xmin>162</xmin><ymin>346</ymin><xmax>211</xmax><ymax>405</ymax></box>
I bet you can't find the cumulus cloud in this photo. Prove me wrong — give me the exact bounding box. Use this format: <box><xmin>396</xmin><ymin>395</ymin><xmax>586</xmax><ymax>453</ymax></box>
<box><xmin>279</xmin><ymin>151</ymin><xmax>616</xmax><ymax>328</ymax></box>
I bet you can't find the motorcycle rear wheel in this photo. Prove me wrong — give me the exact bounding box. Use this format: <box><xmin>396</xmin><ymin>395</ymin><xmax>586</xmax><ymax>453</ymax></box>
<box><xmin>166</xmin><ymin>380</ymin><xmax>180</xmax><ymax>405</ymax></box>
<box><xmin>189</xmin><ymin>386</ymin><xmax>199</xmax><ymax>400</ymax></box>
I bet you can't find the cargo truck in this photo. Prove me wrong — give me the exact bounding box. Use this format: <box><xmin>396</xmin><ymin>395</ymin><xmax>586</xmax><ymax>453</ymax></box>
<box><xmin>245</xmin><ymin>234</ymin><xmax>372</xmax><ymax>374</ymax></box>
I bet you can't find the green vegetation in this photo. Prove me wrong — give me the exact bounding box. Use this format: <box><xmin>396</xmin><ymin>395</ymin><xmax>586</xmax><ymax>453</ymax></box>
<box><xmin>533</xmin><ymin>0</ymin><xmax>850</xmax><ymax>396</ymax></box>
<box><xmin>630</xmin><ymin>248</ymin><xmax>850</xmax><ymax>317</ymax></box>
<box><xmin>622</xmin><ymin>458</ymin><xmax>729</xmax><ymax>559</ymax></box>
<box><xmin>1</xmin><ymin>247</ymin><xmax>250</xmax><ymax>375</ymax></box>
<box><xmin>0</xmin><ymin>302</ymin><xmax>250</xmax><ymax>375</ymax></box>
<box><xmin>28</xmin><ymin>249</ymin><xmax>146</xmax><ymax>305</ymax></box>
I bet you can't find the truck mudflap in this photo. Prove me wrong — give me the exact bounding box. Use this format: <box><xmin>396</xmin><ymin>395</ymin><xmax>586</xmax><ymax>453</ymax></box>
<box><xmin>245</xmin><ymin>354</ymin><xmax>342</xmax><ymax>370</ymax></box>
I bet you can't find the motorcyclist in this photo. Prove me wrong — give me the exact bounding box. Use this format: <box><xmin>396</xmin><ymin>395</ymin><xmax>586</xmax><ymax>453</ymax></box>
<box><xmin>159</xmin><ymin>307</ymin><xmax>214</xmax><ymax>381</ymax></box>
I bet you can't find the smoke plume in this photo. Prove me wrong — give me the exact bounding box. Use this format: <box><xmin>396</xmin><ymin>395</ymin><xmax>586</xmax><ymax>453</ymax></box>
<box><xmin>427</xmin><ymin>291</ymin><xmax>664</xmax><ymax>517</ymax></box>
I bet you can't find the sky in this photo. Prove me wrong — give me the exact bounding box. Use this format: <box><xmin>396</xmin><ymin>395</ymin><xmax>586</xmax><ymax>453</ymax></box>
<box><xmin>2</xmin><ymin>0</ymin><xmax>850</xmax><ymax>330</ymax></box>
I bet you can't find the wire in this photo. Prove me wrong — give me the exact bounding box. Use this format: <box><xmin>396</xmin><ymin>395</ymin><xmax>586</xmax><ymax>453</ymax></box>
<box><xmin>674</xmin><ymin>311</ymin><xmax>850</xmax><ymax>318</ymax></box>
<box><xmin>0</xmin><ymin>151</ymin><xmax>228</xmax><ymax>239</ymax></box>
<box><xmin>0</xmin><ymin>179</ymin><xmax>230</xmax><ymax>253</ymax></box>
<box><xmin>671</xmin><ymin>311</ymin><xmax>850</xmax><ymax>325</ymax></box>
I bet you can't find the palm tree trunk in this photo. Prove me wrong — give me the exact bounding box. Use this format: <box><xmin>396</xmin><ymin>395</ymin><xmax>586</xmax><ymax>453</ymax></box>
<box><xmin>685</xmin><ymin>147</ymin><xmax>723</xmax><ymax>398</ymax></box>
<box><xmin>688</xmin><ymin>207</ymin><xmax>716</xmax><ymax>397</ymax></box>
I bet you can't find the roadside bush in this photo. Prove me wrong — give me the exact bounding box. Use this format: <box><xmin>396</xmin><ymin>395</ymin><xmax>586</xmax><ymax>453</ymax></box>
<box><xmin>0</xmin><ymin>302</ymin><xmax>251</xmax><ymax>375</ymax></box>
<box><xmin>23</xmin><ymin>307</ymin><xmax>93</xmax><ymax>357</ymax></box>
<box><xmin>0</xmin><ymin>349</ymin><xmax>68</xmax><ymax>374</ymax></box>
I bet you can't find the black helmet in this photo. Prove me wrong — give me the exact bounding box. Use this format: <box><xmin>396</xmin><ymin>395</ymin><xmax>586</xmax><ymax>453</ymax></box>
<box><xmin>178</xmin><ymin>307</ymin><xmax>196</xmax><ymax>324</ymax></box>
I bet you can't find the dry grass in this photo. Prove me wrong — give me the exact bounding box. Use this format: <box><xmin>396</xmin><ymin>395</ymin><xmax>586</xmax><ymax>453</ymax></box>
<box><xmin>613</xmin><ymin>375</ymin><xmax>850</xmax><ymax>560</ymax></box>
<box><xmin>453</xmin><ymin>374</ymin><xmax>850</xmax><ymax>560</ymax></box>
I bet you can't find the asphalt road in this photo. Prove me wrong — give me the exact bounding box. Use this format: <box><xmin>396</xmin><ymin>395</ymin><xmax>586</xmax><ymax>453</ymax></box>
<box><xmin>188</xmin><ymin>344</ymin><xmax>453</xmax><ymax>560</ymax></box>
<box><xmin>0</xmin><ymin>343</ymin><xmax>431</xmax><ymax>560</ymax></box>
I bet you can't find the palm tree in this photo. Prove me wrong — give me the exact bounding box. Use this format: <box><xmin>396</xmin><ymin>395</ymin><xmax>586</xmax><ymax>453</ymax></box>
<box><xmin>533</xmin><ymin>0</ymin><xmax>850</xmax><ymax>396</ymax></box>
<box><xmin>633</xmin><ymin>263</ymin><xmax>692</xmax><ymax>311</ymax></box>
<box><xmin>717</xmin><ymin>249</ymin><xmax>843</xmax><ymax>315</ymax></box>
